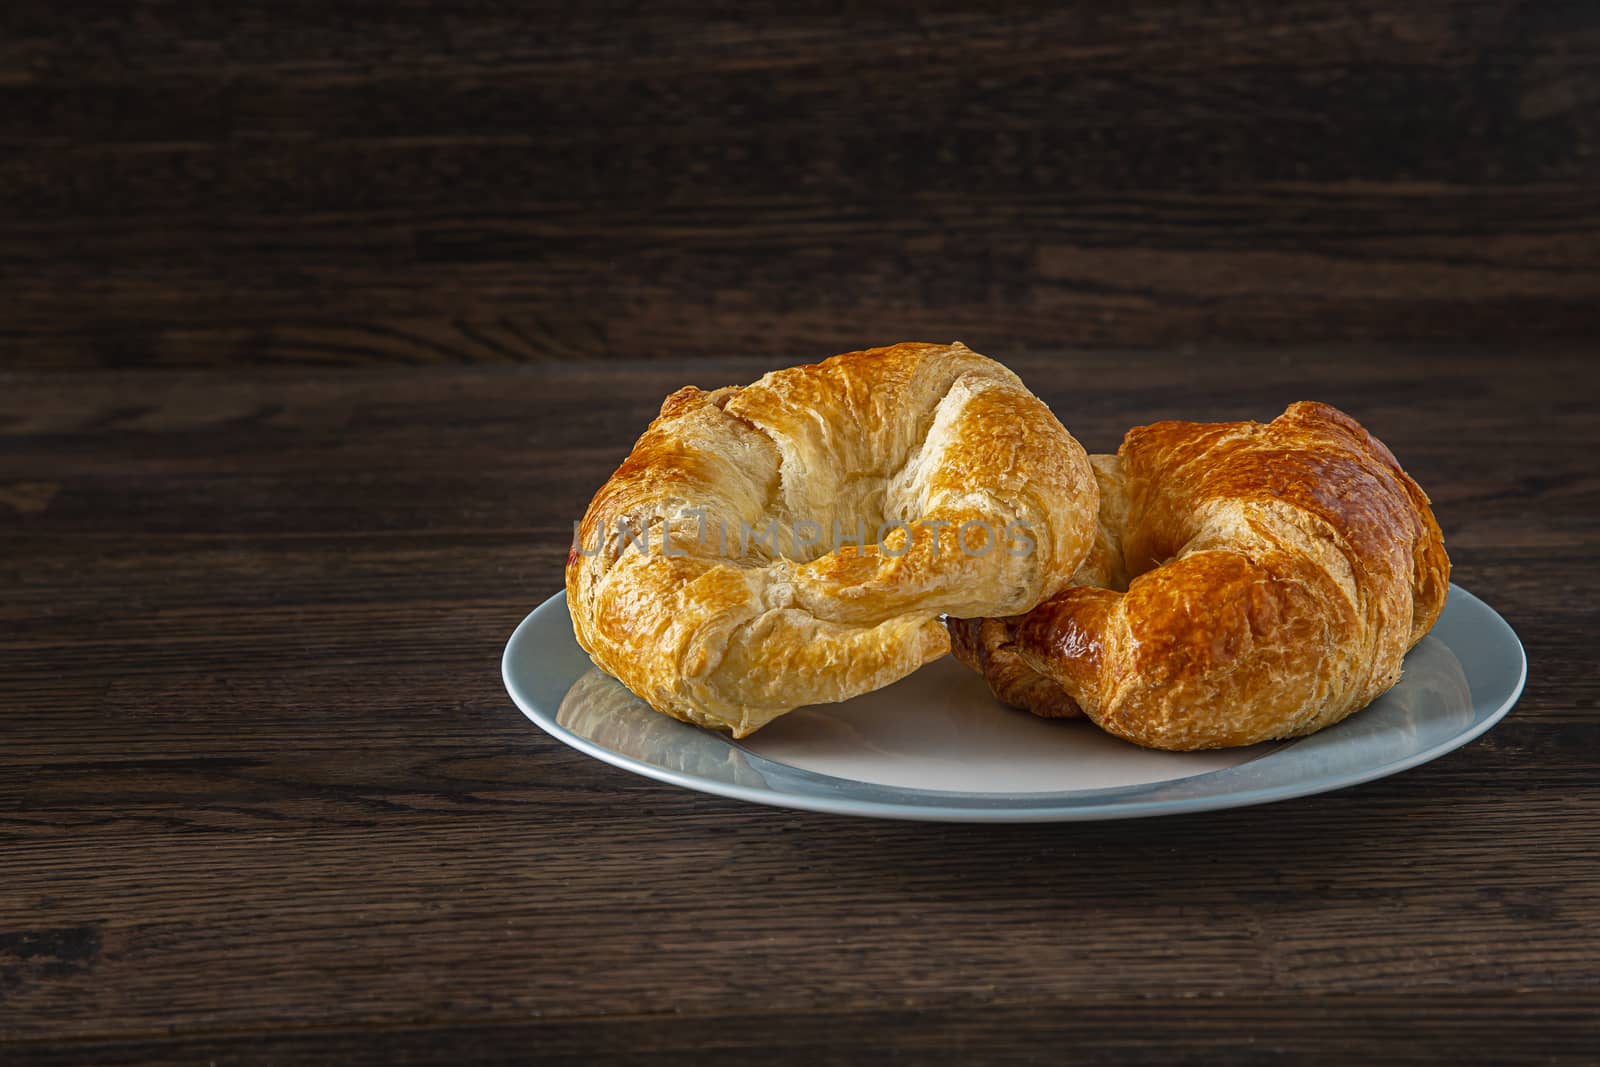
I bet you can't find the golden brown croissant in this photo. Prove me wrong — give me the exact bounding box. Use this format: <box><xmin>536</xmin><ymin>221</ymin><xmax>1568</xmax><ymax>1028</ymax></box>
<box><xmin>567</xmin><ymin>342</ymin><xmax>1099</xmax><ymax>736</ymax></box>
<box><xmin>949</xmin><ymin>401</ymin><xmax>1450</xmax><ymax>750</ymax></box>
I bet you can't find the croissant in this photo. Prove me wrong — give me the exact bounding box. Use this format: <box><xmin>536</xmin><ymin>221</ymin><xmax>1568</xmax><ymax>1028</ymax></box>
<box><xmin>567</xmin><ymin>342</ymin><xmax>1099</xmax><ymax>736</ymax></box>
<box><xmin>949</xmin><ymin>401</ymin><xmax>1451</xmax><ymax>750</ymax></box>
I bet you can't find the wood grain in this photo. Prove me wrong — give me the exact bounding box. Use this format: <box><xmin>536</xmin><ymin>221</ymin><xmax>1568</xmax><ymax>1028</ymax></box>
<box><xmin>5</xmin><ymin>998</ymin><xmax>1599</xmax><ymax>1066</ymax></box>
<box><xmin>1</xmin><ymin>347</ymin><xmax>1597</xmax><ymax>1063</ymax></box>
<box><xmin>2</xmin><ymin>2</ymin><xmax>1598</xmax><ymax>368</ymax></box>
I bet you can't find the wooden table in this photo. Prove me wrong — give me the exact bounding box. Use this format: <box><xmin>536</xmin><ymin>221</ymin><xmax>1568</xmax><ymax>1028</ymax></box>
<box><xmin>3</xmin><ymin>347</ymin><xmax>1595</xmax><ymax>1063</ymax></box>
<box><xmin>5</xmin><ymin>2</ymin><xmax>1598</xmax><ymax>371</ymax></box>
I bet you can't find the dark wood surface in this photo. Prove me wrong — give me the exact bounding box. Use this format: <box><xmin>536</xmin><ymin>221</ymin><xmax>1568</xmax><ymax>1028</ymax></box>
<box><xmin>2</xmin><ymin>346</ymin><xmax>1597</xmax><ymax>1064</ymax></box>
<box><xmin>5</xmin><ymin>0</ymin><xmax>1600</xmax><ymax>1060</ymax></box>
<box><xmin>4</xmin><ymin>1</ymin><xmax>1600</xmax><ymax>368</ymax></box>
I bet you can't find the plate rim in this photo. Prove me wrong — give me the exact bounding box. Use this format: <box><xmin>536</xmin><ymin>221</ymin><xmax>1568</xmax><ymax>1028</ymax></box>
<box><xmin>501</xmin><ymin>585</ymin><xmax>1526</xmax><ymax>822</ymax></box>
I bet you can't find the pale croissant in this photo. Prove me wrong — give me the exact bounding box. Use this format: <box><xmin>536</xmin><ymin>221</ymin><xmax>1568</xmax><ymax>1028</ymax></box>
<box><xmin>567</xmin><ymin>342</ymin><xmax>1099</xmax><ymax>736</ymax></box>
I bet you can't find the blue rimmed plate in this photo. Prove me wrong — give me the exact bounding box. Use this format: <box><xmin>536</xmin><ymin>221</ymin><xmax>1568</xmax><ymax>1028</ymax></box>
<box><xmin>502</xmin><ymin>585</ymin><xmax>1524</xmax><ymax>822</ymax></box>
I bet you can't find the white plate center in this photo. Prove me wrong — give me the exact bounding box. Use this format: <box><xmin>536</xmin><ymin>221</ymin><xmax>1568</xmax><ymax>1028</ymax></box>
<box><xmin>740</xmin><ymin>656</ymin><xmax>1267</xmax><ymax>793</ymax></box>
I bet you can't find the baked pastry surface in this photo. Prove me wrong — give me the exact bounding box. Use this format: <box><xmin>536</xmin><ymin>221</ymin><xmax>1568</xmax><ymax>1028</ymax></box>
<box><xmin>949</xmin><ymin>401</ymin><xmax>1450</xmax><ymax>750</ymax></box>
<box><xmin>567</xmin><ymin>342</ymin><xmax>1098</xmax><ymax>736</ymax></box>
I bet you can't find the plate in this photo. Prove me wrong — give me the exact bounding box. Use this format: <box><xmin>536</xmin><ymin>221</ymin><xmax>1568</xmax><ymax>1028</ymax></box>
<box><xmin>502</xmin><ymin>585</ymin><xmax>1524</xmax><ymax>822</ymax></box>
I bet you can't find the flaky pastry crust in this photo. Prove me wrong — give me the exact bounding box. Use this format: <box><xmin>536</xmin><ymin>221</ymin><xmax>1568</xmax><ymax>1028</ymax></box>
<box><xmin>566</xmin><ymin>342</ymin><xmax>1099</xmax><ymax>736</ymax></box>
<box><xmin>949</xmin><ymin>402</ymin><xmax>1450</xmax><ymax>750</ymax></box>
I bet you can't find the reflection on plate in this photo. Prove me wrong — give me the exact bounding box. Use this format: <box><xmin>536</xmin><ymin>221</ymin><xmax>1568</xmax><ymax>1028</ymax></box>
<box><xmin>557</xmin><ymin>669</ymin><xmax>771</xmax><ymax>790</ymax></box>
<box><xmin>508</xmin><ymin>585</ymin><xmax>1522</xmax><ymax>822</ymax></box>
